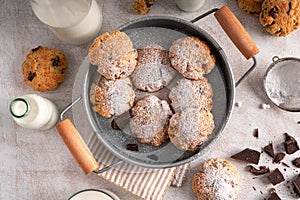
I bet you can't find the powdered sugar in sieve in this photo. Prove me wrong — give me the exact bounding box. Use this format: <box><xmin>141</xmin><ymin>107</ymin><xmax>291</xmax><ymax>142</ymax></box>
<box><xmin>264</xmin><ymin>56</ymin><xmax>300</xmax><ymax>111</ymax></box>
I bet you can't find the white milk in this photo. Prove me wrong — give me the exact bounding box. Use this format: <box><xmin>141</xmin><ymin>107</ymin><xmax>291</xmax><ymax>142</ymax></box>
<box><xmin>10</xmin><ymin>94</ymin><xmax>59</xmax><ymax>130</ymax></box>
<box><xmin>174</xmin><ymin>0</ymin><xmax>206</xmax><ymax>12</ymax></box>
<box><xmin>69</xmin><ymin>190</ymin><xmax>118</xmax><ymax>200</ymax></box>
<box><xmin>31</xmin><ymin>0</ymin><xmax>102</xmax><ymax>45</ymax></box>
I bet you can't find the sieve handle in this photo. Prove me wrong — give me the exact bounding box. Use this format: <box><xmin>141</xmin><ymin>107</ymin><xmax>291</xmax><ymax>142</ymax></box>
<box><xmin>56</xmin><ymin>119</ymin><xmax>100</xmax><ymax>175</ymax></box>
<box><xmin>214</xmin><ymin>6</ymin><xmax>259</xmax><ymax>59</ymax></box>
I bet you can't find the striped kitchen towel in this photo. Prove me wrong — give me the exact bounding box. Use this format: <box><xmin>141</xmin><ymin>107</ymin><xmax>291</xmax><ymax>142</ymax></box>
<box><xmin>88</xmin><ymin>133</ymin><xmax>190</xmax><ymax>200</ymax></box>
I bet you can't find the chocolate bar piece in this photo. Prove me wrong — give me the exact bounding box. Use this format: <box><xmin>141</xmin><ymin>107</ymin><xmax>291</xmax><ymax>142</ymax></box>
<box><xmin>267</xmin><ymin>168</ymin><xmax>285</xmax><ymax>186</ymax></box>
<box><xmin>126</xmin><ymin>143</ymin><xmax>139</xmax><ymax>151</ymax></box>
<box><xmin>293</xmin><ymin>158</ymin><xmax>300</xmax><ymax>168</ymax></box>
<box><xmin>253</xmin><ymin>128</ymin><xmax>259</xmax><ymax>138</ymax></box>
<box><xmin>273</xmin><ymin>153</ymin><xmax>285</xmax><ymax>163</ymax></box>
<box><xmin>284</xmin><ymin>133</ymin><xmax>299</xmax><ymax>154</ymax></box>
<box><xmin>248</xmin><ymin>165</ymin><xmax>270</xmax><ymax>176</ymax></box>
<box><xmin>267</xmin><ymin>191</ymin><xmax>281</xmax><ymax>200</ymax></box>
<box><xmin>292</xmin><ymin>175</ymin><xmax>300</xmax><ymax>197</ymax></box>
<box><xmin>263</xmin><ymin>142</ymin><xmax>275</xmax><ymax>158</ymax></box>
<box><xmin>231</xmin><ymin>148</ymin><xmax>261</xmax><ymax>164</ymax></box>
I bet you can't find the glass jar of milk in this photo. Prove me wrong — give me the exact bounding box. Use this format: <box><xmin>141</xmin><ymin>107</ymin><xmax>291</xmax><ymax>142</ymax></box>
<box><xmin>9</xmin><ymin>94</ymin><xmax>59</xmax><ymax>130</ymax></box>
<box><xmin>31</xmin><ymin>0</ymin><xmax>103</xmax><ymax>45</ymax></box>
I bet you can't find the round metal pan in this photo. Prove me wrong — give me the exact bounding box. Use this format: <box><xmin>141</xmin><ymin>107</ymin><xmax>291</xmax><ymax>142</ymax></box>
<box><xmin>56</xmin><ymin>6</ymin><xmax>259</xmax><ymax>175</ymax></box>
<box><xmin>84</xmin><ymin>17</ymin><xmax>233</xmax><ymax>169</ymax></box>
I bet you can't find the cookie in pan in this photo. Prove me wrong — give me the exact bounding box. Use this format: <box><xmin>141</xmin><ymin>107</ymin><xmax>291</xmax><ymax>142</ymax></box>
<box><xmin>129</xmin><ymin>95</ymin><xmax>173</xmax><ymax>147</ymax></box>
<box><xmin>237</xmin><ymin>0</ymin><xmax>264</xmax><ymax>16</ymax></box>
<box><xmin>22</xmin><ymin>46</ymin><xmax>67</xmax><ymax>92</ymax></box>
<box><xmin>259</xmin><ymin>0</ymin><xmax>300</xmax><ymax>36</ymax></box>
<box><xmin>90</xmin><ymin>76</ymin><xmax>135</xmax><ymax>118</ymax></box>
<box><xmin>168</xmin><ymin>108</ymin><xmax>215</xmax><ymax>152</ymax></box>
<box><xmin>131</xmin><ymin>45</ymin><xmax>177</xmax><ymax>92</ymax></box>
<box><xmin>169</xmin><ymin>78</ymin><xmax>213</xmax><ymax>113</ymax></box>
<box><xmin>88</xmin><ymin>30</ymin><xmax>138</xmax><ymax>80</ymax></box>
<box><xmin>169</xmin><ymin>36</ymin><xmax>216</xmax><ymax>80</ymax></box>
<box><xmin>192</xmin><ymin>158</ymin><xmax>240</xmax><ymax>200</ymax></box>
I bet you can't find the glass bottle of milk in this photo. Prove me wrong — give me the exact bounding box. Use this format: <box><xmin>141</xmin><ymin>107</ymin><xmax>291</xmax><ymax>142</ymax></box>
<box><xmin>9</xmin><ymin>94</ymin><xmax>59</xmax><ymax>130</ymax></box>
<box><xmin>31</xmin><ymin>0</ymin><xmax>103</xmax><ymax>45</ymax></box>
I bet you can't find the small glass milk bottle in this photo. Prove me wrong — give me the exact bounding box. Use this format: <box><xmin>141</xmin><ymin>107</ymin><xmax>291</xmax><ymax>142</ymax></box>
<box><xmin>9</xmin><ymin>94</ymin><xmax>59</xmax><ymax>130</ymax></box>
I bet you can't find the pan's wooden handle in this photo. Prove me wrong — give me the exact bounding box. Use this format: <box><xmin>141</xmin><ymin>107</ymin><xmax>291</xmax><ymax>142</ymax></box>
<box><xmin>214</xmin><ymin>6</ymin><xmax>259</xmax><ymax>59</ymax></box>
<box><xmin>56</xmin><ymin>119</ymin><xmax>99</xmax><ymax>175</ymax></box>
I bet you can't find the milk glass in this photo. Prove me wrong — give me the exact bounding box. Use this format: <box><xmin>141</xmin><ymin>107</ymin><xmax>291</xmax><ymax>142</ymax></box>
<box><xmin>31</xmin><ymin>0</ymin><xmax>103</xmax><ymax>45</ymax></box>
<box><xmin>175</xmin><ymin>0</ymin><xmax>206</xmax><ymax>12</ymax></box>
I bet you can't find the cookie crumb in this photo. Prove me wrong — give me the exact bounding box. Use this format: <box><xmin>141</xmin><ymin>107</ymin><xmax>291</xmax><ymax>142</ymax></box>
<box><xmin>235</xmin><ymin>102</ymin><xmax>242</xmax><ymax>107</ymax></box>
<box><xmin>261</xmin><ymin>103</ymin><xmax>271</xmax><ymax>109</ymax></box>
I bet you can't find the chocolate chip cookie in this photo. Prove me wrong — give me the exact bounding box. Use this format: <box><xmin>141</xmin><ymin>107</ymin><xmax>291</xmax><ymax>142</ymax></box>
<box><xmin>22</xmin><ymin>46</ymin><xmax>67</xmax><ymax>92</ymax></box>
<box><xmin>260</xmin><ymin>0</ymin><xmax>300</xmax><ymax>36</ymax></box>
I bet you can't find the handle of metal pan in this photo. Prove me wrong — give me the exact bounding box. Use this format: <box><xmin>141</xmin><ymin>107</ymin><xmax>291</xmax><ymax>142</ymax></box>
<box><xmin>55</xmin><ymin>96</ymin><xmax>123</xmax><ymax>175</ymax></box>
<box><xmin>214</xmin><ymin>6</ymin><xmax>259</xmax><ymax>60</ymax></box>
<box><xmin>192</xmin><ymin>6</ymin><xmax>259</xmax><ymax>87</ymax></box>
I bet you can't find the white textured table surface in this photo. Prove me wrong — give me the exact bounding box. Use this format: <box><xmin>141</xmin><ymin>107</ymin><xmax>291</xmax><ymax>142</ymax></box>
<box><xmin>1</xmin><ymin>0</ymin><xmax>300</xmax><ymax>199</ymax></box>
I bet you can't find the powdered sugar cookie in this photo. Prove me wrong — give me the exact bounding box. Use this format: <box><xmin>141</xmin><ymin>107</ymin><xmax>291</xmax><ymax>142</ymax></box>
<box><xmin>192</xmin><ymin>158</ymin><xmax>240</xmax><ymax>200</ymax></box>
<box><xmin>168</xmin><ymin>108</ymin><xmax>215</xmax><ymax>152</ymax></box>
<box><xmin>129</xmin><ymin>95</ymin><xmax>173</xmax><ymax>147</ymax></box>
<box><xmin>90</xmin><ymin>76</ymin><xmax>135</xmax><ymax>118</ymax></box>
<box><xmin>131</xmin><ymin>45</ymin><xmax>177</xmax><ymax>92</ymax></box>
<box><xmin>88</xmin><ymin>30</ymin><xmax>138</xmax><ymax>80</ymax></box>
<box><xmin>169</xmin><ymin>36</ymin><xmax>216</xmax><ymax>80</ymax></box>
<box><xmin>169</xmin><ymin>77</ymin><xmax>213</xmax><ymax>113</ymax></box>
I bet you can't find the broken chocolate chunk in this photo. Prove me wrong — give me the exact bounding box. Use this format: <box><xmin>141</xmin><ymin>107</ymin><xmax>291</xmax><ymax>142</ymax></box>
<box><xmin>27</xmin><ymin>71</ymin><xmax>36</xmax><ymax>81</ymax></box>
<box><xmin>248</xmin><ymin>165</ymin><xmax>270</xmax><ymax>176</ymax></box>
<box><xmin>263</xmin><ymin>142</ymin><xmax>275</xmax><ymax>158</ymax></box>
<box><xmin>273</xmin><ymin>153</ymin><xmax>285</xmax><ymax>164</ymax></box>
<box><xmin>231</xmin><ymin>148</ymin><xmax>261</xmax><ymax>164</ymax></box>
<box><xmin>292</xmin><ymin>175</ymin><xmax>300</xmax><ymax>197</ymax></box>
<box><xmin>284</xmin><ymin>133</ymin><xmax>299</xmax><ymax>154</ymax></box>
<box><xmin>267</xmin><ymin>168</ymin><xmax>285</xmax><ymax>186</ymax></box>
<box><xmin>253</xmin><ymin>128</ymin><xmax>259</xmax><ymax>138</ymax></box>
<box><xmin>292</xmin><ymin>158</ymin><xmax>300</xmax><ymax>168</ymax></box>
<box><xmin>111</xmin><ymin>119</ymin><xmax>121</xmax><ymax>130</ymax></box>
<box><xmin>126</xmin><ymin>143</ymin><xmax>139</xmax><ymax>151</ymax></box>
<box><xmin>267</xmin><ymin>190</ymin><xmax>281</xmax><ymax>200</ymax></box>
<box><xmin>51</xmin><ymin>55</ymin><xmax>60</xmax><ymax>66</ymax></box>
